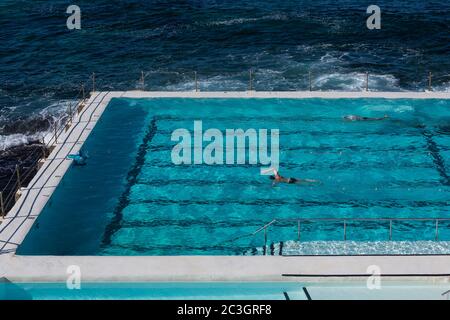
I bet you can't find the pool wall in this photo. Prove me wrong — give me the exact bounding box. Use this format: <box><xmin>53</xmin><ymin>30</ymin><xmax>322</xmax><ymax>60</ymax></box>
<box><xmin>0</xmin><ymin>90</ymin><xmax>449</xmax><ymax>283</ymax></box>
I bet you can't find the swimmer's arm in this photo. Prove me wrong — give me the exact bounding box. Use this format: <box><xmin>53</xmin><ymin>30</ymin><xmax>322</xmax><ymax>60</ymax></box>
<box><xmin>262</xmin><ymin>168</ymin><xmax>280</xmax><ymax>179</ymax></box>
<box><xmin>261</xmin><ymin>168</ymin><xmax>277</xmax><ymax>175</ymax></box>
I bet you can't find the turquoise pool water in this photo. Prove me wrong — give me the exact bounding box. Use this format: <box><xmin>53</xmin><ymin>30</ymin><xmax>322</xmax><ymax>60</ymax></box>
<box><xmin>1</xmin><ymin>281</ymin><xmax>448</xmax><ymax>300</ymax></box>
<box><xmin>0</xmin><ymin>282</ymin><xmax>305</xmax><ymax>300</ymax></box>
<box><xmin>17</xmin><ymin>98</ymin><xmax>450</xmax><ymax>255</ymax></box>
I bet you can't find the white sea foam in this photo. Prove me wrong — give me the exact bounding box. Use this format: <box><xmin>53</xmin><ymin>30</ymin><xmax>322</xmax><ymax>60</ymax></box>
<box><xmin>313</xmin><ymin>72</ymin><xmax>401</xmax><ymax>91</ymax></box>
<box><xmin>207</xmin><ymin>13</ymin><xmax>293</xmax><ymax>26</ymax></box>
<box><xmin>164</xmin><ymin>75</ymin><xmax>246</xmax><ymax>92</ymax></box>
<box><xmin>0</xmin><ymin>100</ymin><xmax>74</xmax><ymax>151</ymax></box>
<box><xmin>434</xmin><ymin>81</ymin><xmax>450</xmax><ymax>92</ymax></box>
<box><xmin>0</xmin><ymin>132</ymin><xmax>46</xmax><ymax>151</ymax></box>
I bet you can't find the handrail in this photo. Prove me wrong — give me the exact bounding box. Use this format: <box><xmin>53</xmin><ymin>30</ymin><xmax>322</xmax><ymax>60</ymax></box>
<box><xmin>249</xmin><ymin>217</ymin><xmax>450</xmax><ymax>248</ymax></box>
<box><xmin>252</xmin><ymin>217</ymin><xmax>450</xmax><ymax>233</ymax></box>
<box><xmin>252</xmin><ymin>219</ymin><xmax>277</xmax><ymax>235</ymax></box>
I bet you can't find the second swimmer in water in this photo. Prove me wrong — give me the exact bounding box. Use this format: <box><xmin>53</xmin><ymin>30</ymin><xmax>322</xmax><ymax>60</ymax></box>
<box><xmin>344</xmin><ymin>114</ymin><xmax>388</xmax><ymax>121</ymax></box>
<box><xmin>262</xmin><ymin>168</ymin><xmax>318</xmax><ymax>185</ymax></box>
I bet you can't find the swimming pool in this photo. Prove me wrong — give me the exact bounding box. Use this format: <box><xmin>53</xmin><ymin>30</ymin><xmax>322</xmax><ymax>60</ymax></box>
<box><xmin>0</xmin><ymin>281</ymin><xmax>305</xmax><ymax>300</ymax></box>
<box><xmin>16</xmin><ymin>98</ymin><xmax>450</xmax><ymax>255</ymax></box>
<box><xmin>1</xmin><ymin>281</ymin><xmax>448</xmax><ymax>300</ymax></box>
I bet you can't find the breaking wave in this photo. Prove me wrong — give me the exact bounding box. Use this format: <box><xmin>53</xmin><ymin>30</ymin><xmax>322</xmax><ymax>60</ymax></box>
<box><xmin>0</xmin><ymin>100</ymin><xmax>73</xmax><ymax>150</ymax></box>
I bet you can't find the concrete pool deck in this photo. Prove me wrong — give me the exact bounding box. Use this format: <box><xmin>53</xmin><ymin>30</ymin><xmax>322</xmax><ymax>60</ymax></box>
<box><xmin>0</xmin><ymin>90</ymin><xmax>449</xmax><ymax>282</ymax></box>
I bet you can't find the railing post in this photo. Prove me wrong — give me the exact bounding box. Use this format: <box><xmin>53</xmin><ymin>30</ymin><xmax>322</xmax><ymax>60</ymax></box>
<box><xmin>263</xmin><ymin>226</ymin><xmax>268</xmax><ymax>255</ymax></box>
<box><xmin>264</xmin><ymin>227</ymin><xmax>267</xmax><ymax>247</ymax></box>
<box><xmin>15</xmin><ymin>164</ymin><xmax>21</xmax><ymax>189</ymax></box>
<box><xmin>54</xmin><ymin>123</ymin><xmax>58</xmax><ymax>144</ymax></box>
<box><xmin>309</xmin><ymin>71</ymin><xmax>312</xmax><ymax>91</ymax></box>
<box><xmin>297</xmin><ymin>220</ymin><xmax>301</xmax><ymax>241</ymax></box>
<box><xmin>249</xmin><ymin>69</ymin><xmax>253</xmax><ymax>91</ymax></box>
<box><xmin>435</xmin><ymin>219</ymin><xmax>439</xmax><ymax>241</ymax></box>
<box><xmin>389</xmin><ymin>219</ymin><xmax>393</xmax><ymax>241</ymax></box>
<box><xmin>92</xmin><ymin>72</ymin><xmax>96</xmax><ymax>93</ymax></box>
<box><xmin>82</xmin><ymin>83</ymin><xmax>85</xmax><ymax>100</ymax></box>
<box><xmin>343</xmin><ymin>220</ymin><xmax>347</xmax><ymax>241</ymax></box>
<box><xmin>0</xmin><ymin>191</ymin><xmax>5</xmax><ymax>217</ymax></box>
<box><xmin>365</xmin><ymin>72</ymin><xmax>369</xmax><ymax>92</ymax></box>
<box><xmin>140</xmin><ymin>71</ymin><xmax>145</xmax><ymax>88</ymax></box>
<box><xmin>428</xmin><ymin>72</ymin><xmax>432</xmax><ymax>91</ymax></box>
<box><xmin>194</xmin><ymin>71</ymin><xmax>198</xmax><ymax>92</ymax></box>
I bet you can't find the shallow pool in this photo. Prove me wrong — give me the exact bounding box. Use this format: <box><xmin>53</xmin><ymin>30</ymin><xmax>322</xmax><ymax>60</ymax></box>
<box><xmin>17</xmin><ymin>98</ymin><xmax>450</xmax><ymax>255</ymax></box>
<box><xmin>1</xmin><ymin>281</ymin><xmax>448</xmax><ymax>300</ymax></box>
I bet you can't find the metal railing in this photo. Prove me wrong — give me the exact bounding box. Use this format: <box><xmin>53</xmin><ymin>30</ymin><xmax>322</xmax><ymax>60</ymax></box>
<box><xmin>251</xmin><ymin>218</ymin><xmax>450</xmax><ymax>249</ymax></box>
<box><xmin>131</xmin><ymin>70</ymin><xmax>449</xmax><ymax>92</ymax></box>
<box><xmin>0</xmin><ymin>74</ymin><xmax>96</xmax><ymax>218</ymax></box>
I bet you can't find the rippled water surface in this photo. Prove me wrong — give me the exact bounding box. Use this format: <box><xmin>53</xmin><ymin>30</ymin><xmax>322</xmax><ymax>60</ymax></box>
<box><xmin>16</xmin><ymin>98</ymin><xmax>450</xmax><ymax>255</ymax></box>
<box><xmin>0</xmin><ymin>0</ymin><xmax>449</xmax><ymax>149</ymax></box>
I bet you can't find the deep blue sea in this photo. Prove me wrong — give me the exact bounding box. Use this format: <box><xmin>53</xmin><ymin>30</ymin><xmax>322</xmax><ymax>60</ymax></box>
<box><xmin>0</xmin><ymin>0</ymin><xmax>449</xmax><ymax>149</ymax></box>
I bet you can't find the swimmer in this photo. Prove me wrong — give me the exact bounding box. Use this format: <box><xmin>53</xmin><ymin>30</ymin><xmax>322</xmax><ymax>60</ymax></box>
<box><xmin>262</xmin><ymin>168</ymin><xmax>318</xmax><ymax>185</ymax></box>
<box><xmin>344</xmin><ymin>114</ymin><xmax>388</xmax><ymax>121</ymax></box>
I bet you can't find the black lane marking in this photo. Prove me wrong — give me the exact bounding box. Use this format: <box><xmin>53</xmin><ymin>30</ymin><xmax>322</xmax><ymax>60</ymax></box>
<box><xmin>303</xmin><ymin>287</ymin><xmax>312</xmax><ymax>300</ymax></box>
<box><xmin>102</xmin><ymin>118</ymin><xmax>158</xmax><ymax>246</ymax></box>
<box><xmin>105</xmin><ymin>242</ymin><xmax>247</xmax><ymax>254</ymax></box>
<box><xmin>129</xmin><ymin>198</ymin><xmax>449</xmax><ymax>208</ymax></box>
<box><xmin>421</xmin><ymin>128</ymin><xmax>450</xmax><ymax>186</ymax></box>
<box><xmin>134</xmin><ymin>178</ymin><xmax>442</xmax><ymax>188</ymax></box>
<box><xmin>283</xmin><ymin>292</ymin><xmax>290</xmax><ymax>300</ymax></box>
<box><xmin>142</xmin><ymin>156</ymin><xmax>434</xmax><ymax>169</ymax></box>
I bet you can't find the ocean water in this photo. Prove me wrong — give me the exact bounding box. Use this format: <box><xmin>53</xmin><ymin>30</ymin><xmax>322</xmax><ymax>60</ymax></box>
<box><xmin>1</xmin><ymin>0</ymin><xmax>450</xmax><ymax>150</ymax></box>
<box><xmin>16</xmin><ymin>98</ymin><xmax>450</xmax><ymax>256</ymax></box>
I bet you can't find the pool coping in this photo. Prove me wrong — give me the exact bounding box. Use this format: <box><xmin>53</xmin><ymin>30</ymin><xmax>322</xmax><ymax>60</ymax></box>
<box><xmin>0</xmin><ymin>90</ymin><xmax>449</xmax><ymax>282</ymax></box>
<box><xmin>1</xmin><ymin>255</ymin><xmax>450</xmax><ymax>282</ymax></box>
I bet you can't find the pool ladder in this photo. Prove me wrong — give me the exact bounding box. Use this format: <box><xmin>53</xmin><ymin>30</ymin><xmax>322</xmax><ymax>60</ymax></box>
<box><xmin>250</xmin><ymin>217</ymin><xmax>450</xmax><ymax>249</ymax></box>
